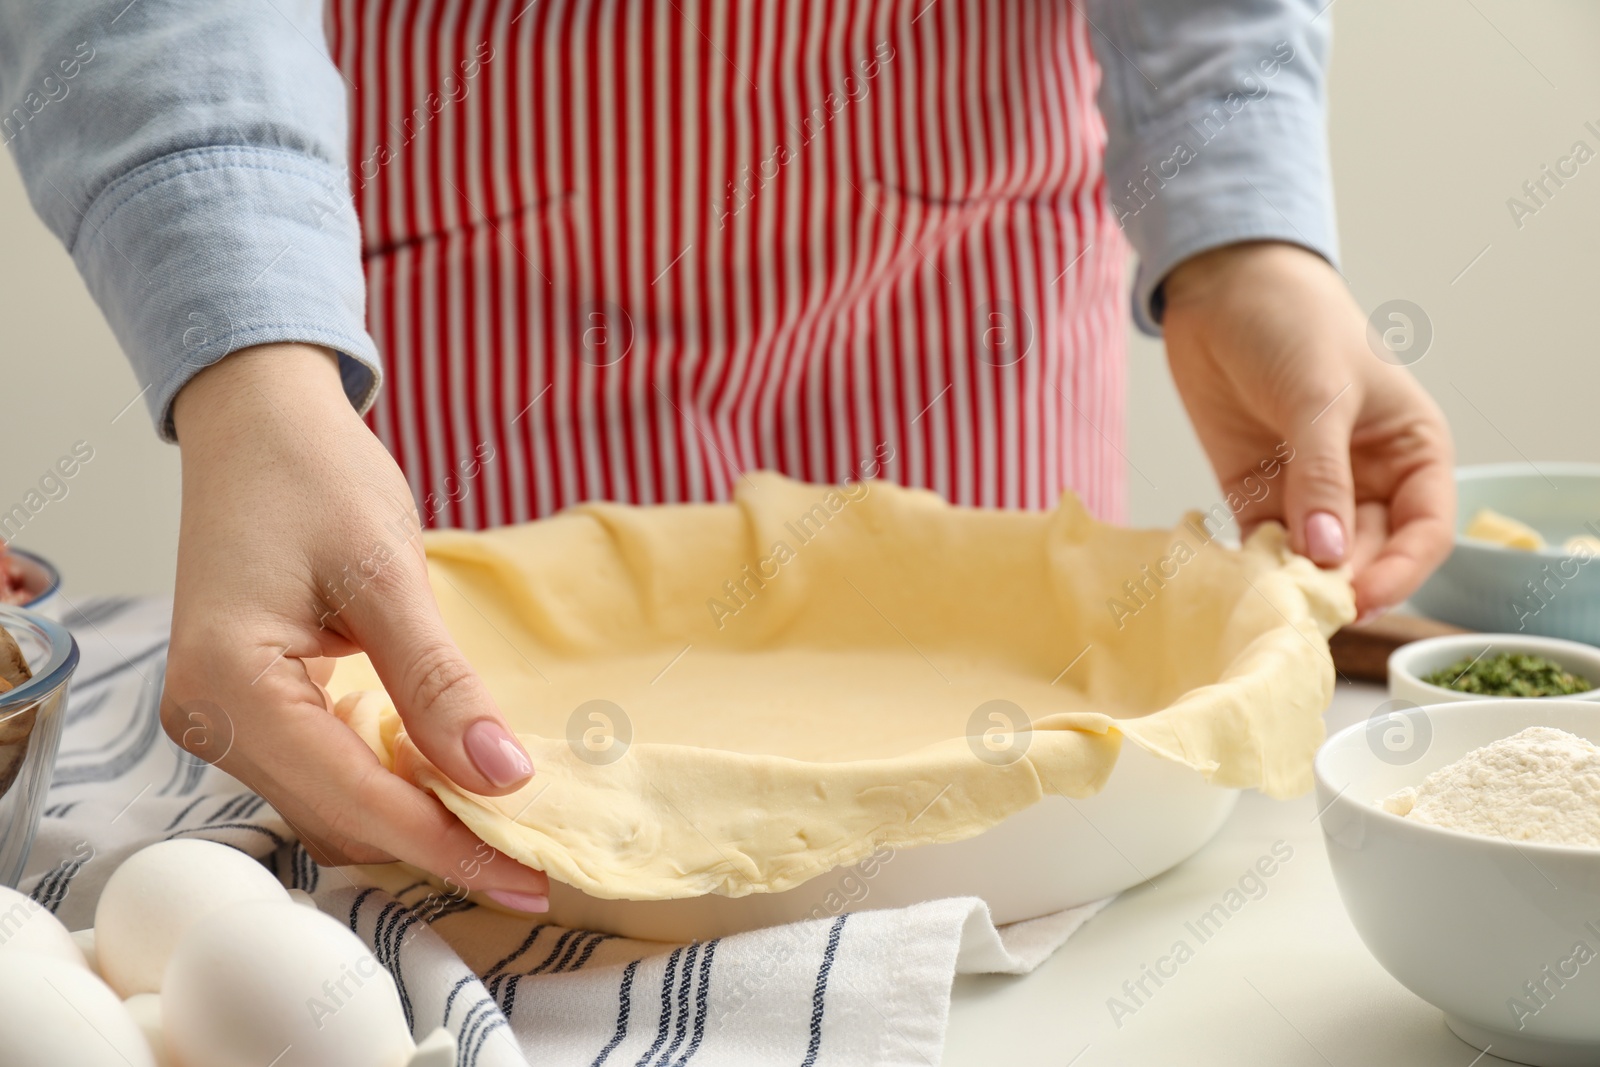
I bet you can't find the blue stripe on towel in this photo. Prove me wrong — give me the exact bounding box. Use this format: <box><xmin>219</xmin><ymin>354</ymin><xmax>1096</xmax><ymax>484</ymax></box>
<box><xmin>378</xmin><ymin>888</ymin><xmax>479</xmax><ymax>1031</ymax></box>
<box><xmin>459</xmin><ymin>998</ymin><xmax>509</xmax><ymax>1067</ymax></box>
<box><xmin>527</xmin><ymin>928</ymin><xmax>582</xmax><ymax>976</ymax></box>
<box><xmin>632</xmin><ymin>946</ymin><xmax>684</xmax><ymax>1067</ymax></box>
<box><xmin>63</xmin><ymin>687</ymin><xmax>110</xmax><ymax>727</ymax></box>
<box><xmin>498</xmin><ymin>927</ymin><xmax>584</xmax><ymax>1016</ymax></box>
<box><xmin>565</xmin><ymin>931</ymin><xmax>617</xmax><ymax>973</ymax></box>
<box><xmin>162</xmin><ymin>794</ymin><xmax>213</xmax><ymax>831</ymax></box>
<box><xmin>672</xmin><ymin>939</ymin><xmax>719</xmax><ymax>1066</ymax></box>
<box><xmin>654</xmin><ymin>942</ymin><xmax>701</xmax><ymax>1066</ymax></box>
<box><xmin>550</xmin><ymin>929</ymin><xmax>602</xmax><ymax>974</ymax></box>
<box><xmin>486</xmin><ymin>924</ymin><xmax>547</xmax><ymax>980</ymax></box>
<box><xmin>801</xmin><ymin>915</ymin><xmax>850</xmax><ymax>1067</ymax></box>
<box><xmin>465</xmin><ymin>1014</ymin><xmax>508</xmax><ymax>1067</ymax></box>
<box><xmin>443</xmin><ymin>974</ymin><xmax>480</xmax><ymax>1027</ymax></box>
<box><xmin>62</xmin><ymin>596</ymin><xmax>137</xmax><ymax>629</ymax></box>
<box><xmin>28</xmin><ymin>856</ymin><xmax>88</xmax><ymax>912</ymax></box>
<box><xmin>68</xmin><ymin>639</ymin><xmax>166</xmax><ymax>692</ymax></box>
<box><xmin>590</xmin><ymin>959</ymin><xmax>640</xmax><ymax>1067</ymax></box>
<box><xmin>51</xmin><ymin>673</ymin><xmax>164</xmax><ymax>786</ymax></box>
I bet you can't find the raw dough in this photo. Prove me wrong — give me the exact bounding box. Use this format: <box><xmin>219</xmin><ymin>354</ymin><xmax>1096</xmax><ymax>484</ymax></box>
<box><xmin>330</xmin><ymin>475</ymin><xmax>1354</xmax><ymax>900</ymax></box>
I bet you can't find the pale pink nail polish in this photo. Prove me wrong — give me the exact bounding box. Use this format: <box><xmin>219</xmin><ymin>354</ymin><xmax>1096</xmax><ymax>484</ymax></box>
<box><xmin>1304</xmin><ymin>510</ymin><xmax>1346</xmax><ymax>565</ymax></box>
<box><xmin>486</xmin><ymin>889</ymin><xmax>549</xmax><ymax>913</ymax></box>
<box><xmin>465</xmin><ymin>720</ymin><xmax>534</xmax><ymax>788</ymax></box>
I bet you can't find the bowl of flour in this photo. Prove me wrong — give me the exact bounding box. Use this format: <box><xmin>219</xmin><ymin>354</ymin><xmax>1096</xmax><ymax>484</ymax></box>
<box><xmin>1316</xmin><ymin>699</ymin><xmax>1600</xmax><ymax>1067</ymax></box>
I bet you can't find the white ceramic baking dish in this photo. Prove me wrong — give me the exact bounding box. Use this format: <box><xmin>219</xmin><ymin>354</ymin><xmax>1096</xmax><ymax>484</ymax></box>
<box><xmin>541</xmin><ymin>742</ymin><xmax>1237</xmax><ymax>942</ymax></box>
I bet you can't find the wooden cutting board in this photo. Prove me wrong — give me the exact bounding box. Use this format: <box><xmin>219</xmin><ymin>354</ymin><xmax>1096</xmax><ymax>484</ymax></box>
<box><xmin>1328</xmin><ymin>612</ymin><xmax>1470</xmax><ymax>683</ymax></box>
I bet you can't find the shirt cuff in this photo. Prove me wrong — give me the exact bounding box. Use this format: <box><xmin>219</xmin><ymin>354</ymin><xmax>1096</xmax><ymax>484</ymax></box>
<box><xmin>69</xmin><ymin>145</ymin><xmax>381</xmax><ymax>441</ymax></box>
<box><xmin>1106</xmin><ymin>91</ymin><xmax>1340</xmax><ymax>336</ymax></box>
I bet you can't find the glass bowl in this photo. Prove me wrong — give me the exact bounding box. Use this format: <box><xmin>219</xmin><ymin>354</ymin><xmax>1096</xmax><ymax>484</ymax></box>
<box><xmin>0</xmin><ymin>606</ymin><xmax>79</xmax><ymax>887</ymax></box>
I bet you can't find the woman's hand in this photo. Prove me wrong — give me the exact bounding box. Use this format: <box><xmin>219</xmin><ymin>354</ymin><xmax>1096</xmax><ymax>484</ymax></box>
<box><xmin>164</xmin><ymin>344</ymin><xmax>549</xmax><ymax>911</ymax></box>
<box><xmin>1161</xmin><ymin>241</ymin><xmax>1456</xmax><ymax>620</ymax></box>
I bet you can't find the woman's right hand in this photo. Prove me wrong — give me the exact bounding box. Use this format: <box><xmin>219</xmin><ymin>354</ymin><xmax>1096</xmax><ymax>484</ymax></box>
<box><xmin>164</xmin><ymin>343</ymin><xmax>550</xmax><ymax>912</ymax></box>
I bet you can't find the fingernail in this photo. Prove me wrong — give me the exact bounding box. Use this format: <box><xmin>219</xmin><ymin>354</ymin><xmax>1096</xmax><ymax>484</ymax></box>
<box><xmin>464</xmin><ymin>720</ymin><xmax>534</xmax><ymax>788</ymax></box>
<box><xmin>1304</xmin><ymin>510</ymin><xmax>1346</xmax><ymax>565</ymax></box>
<box><xmin>1356</xmin><ymin>605</ymin><xmax>1390</xmax><ymax>627</ymax></box>
<box><xmin>486</xmin><ymin>889</ymin><xmax>549</xmax><ymax>914</ymax></box>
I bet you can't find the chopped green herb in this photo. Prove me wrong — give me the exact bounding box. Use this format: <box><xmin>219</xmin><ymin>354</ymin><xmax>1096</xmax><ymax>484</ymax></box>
<box><xmin>1422</xmin><ymin>652</ymin><xmax>1593</xmax><ymax>698</ymax></box>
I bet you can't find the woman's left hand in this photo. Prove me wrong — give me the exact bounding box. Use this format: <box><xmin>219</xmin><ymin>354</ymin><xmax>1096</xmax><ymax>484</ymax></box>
<box><xmin>1160</xmin><ymin>240</ymin><xmax>1456</xmax><ymax>621</ymax></box>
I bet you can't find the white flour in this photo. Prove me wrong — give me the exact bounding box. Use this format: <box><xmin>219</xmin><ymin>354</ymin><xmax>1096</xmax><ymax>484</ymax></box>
<box><xmin>1382</xmin><ymin>726</ymin><xmax>1600</xmax><ymax>847</ymax></box>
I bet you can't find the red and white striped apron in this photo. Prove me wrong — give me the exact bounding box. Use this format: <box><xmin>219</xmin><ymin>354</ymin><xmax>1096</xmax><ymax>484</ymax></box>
<box><xmin>326</xmin><ymin>0</ymin><xmax>1126</xmax><ymax>530</ymax></box>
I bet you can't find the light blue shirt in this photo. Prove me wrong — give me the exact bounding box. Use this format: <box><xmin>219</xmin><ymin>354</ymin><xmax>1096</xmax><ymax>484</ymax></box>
<box><xmin>0</xmin><ymin>0</ymin><xmax>1335</xmax><ymax>441</ymax></box>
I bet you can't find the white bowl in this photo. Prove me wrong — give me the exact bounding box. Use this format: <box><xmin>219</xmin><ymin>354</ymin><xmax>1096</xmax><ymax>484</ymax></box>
<box><xmin>1315</xmin><ymin>699</ymin><xmax>1600</xmax><ymax>1066</ymax></box>
<box><xmin>545</xmin><ymin>742</ymin><xmax>1237</xmax><ymax>941</ymax></box>
<box><xmin>1388</xmin><ymin>633</ymin><xmax>1600</xmax><ymax>706</ymax></box>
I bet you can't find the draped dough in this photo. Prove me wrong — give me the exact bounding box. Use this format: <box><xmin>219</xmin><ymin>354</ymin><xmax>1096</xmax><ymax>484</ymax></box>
<box><xmin>329</xmin><ymin>474</ymin><xmax>1354</xmax><ymax>900</ymax></box>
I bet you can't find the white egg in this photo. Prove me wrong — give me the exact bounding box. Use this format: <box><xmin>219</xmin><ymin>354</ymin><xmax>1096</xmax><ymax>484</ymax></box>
<box><xmin>411</xmin><ymin>1028</ymin><xmax>459</xmax><ymax>1066</ymax></box>
<box><xmin>163</xmin><ymin>900</ymin><xmax>416</xmax><ymax>1067</ymax></box>
<box><xmin>72</xmin><ymin>927</ymin><xmax>100</xmax><ymax>974</ymax></box>
<box><xmin>0</xmin><ymin>883</ymin><xmax>88</xmax><ymax>968</ymax></box>
<box><xmin>288</xmin><ymin>887</ymin><xmax>318</xmax><ymax>908</ymax></box>
<box><xmin>0</xmin><ymin>953</ymin><xmax>156</xmax><ymax>1066</ymax></box>
<box><xmin>95</xmin><ymin>839</ymin><xmax>288</xmax><ymax>996</ymax></box>
<box><xmin>123</xmin><ymin>993</ymin><xmax>174</xmax><ymax>1067</ymax></box>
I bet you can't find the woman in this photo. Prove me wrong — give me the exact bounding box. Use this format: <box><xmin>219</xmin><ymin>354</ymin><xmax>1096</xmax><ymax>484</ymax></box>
<box><xmin>0</xmin><ymin>0</ymin><xmax>1453</xmax><ymax>913</ymax></box>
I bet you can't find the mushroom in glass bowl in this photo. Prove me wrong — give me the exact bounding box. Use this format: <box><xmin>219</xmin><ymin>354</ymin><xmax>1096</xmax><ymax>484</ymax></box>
<box><xmin>0</xmin><ymin>545</ymin><xmax>63</xmax><ymax>620</ymax></box>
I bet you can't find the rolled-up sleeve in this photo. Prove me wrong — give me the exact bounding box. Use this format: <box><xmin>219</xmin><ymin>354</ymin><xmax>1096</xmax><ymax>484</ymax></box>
<box><xmin>1087</xmin><ymin>0</ymin><xmax>1336</xmax><ymax>335</ymax></box>
<box><xmin>0</xmin><ymin>0</ymin><xmax>379</xmax><ymax>440</ymax></box>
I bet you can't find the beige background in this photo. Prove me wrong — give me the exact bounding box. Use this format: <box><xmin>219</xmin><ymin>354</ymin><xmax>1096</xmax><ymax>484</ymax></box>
<box><xmin>1</xmin><ymin>0</ymin><xmax>1596</xmax><ymax>598</ymax></box>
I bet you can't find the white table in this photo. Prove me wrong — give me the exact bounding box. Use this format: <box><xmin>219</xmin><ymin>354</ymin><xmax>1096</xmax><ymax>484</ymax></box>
<box><xmin>943</xmin><ymin>681</ymin><xmax>1513</xmax><ymax>1067</ymax></box>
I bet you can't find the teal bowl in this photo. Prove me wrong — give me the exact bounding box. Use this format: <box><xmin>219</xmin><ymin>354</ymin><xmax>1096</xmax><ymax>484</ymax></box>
<box><xmin>1410</xmin><ymin>463</ymin><xmax>1600</xmax><ymax>644</ymax></box>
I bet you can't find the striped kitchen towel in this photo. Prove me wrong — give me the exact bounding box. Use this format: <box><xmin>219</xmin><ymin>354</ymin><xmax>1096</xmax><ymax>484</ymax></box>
<box><xmin>20</xmin><ymin>597</ymin><xmax>1108</xmax><ymax>1066</ymax></box>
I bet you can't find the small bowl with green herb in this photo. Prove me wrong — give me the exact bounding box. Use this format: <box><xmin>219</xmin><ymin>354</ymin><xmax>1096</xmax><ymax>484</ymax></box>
<box><xmin>1388</xmin><ymin>633</ymin><xmax>1600</xmax><ymax>706</ymax></box>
